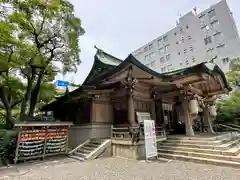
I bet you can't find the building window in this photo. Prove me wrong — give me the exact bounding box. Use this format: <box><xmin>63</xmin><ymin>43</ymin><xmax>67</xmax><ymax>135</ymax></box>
<box><xmin>144</xmin><ymin>46</ymin><xmax>148</xmax><ymax>52</ymax></box>
<box><xmin>160</xmin><ymin>57</ymin><xmax>165</xmax><ymax>63</ymax></box>
<box><xmin>202</xmin><ymin>25</ymin><xmax>210</xmax><ymax>33</ymax></box>
<box><xmin>213</xmin><ymin>31</ymin><xmax>221</xmax><ymax>36</ymax></box>
<box><xmin>163</xmin><ymin>35</ymin><xmax>168</xmax><ymax>42</ymax></box>
<box><xmin>208</xmin><ymin>9</ymin><xmax>216</xmax><ymax>19</ymax></box>
<box><xmin>186</xmin><ymin>25</ymin><xmax>189</xmax><ymax>29</ymax></box>
<box><xmin>161</xmin><ymin>67</ymin><xmax>166</xmax><ymax>73</ymax></box>
<box><xmin>180</xmin><ymin>62</ymin><xmax>183</xmax><ymax>66</ymax></box>
<box><xmin>204</xmin><ymin>36</ymin><xmax>212</xmax><ymax>45</ymax></box>
<box><xmin>185</xmin><ymin>60</ymin><xmax>189</xmax><ymax>65</ymax></box>
<box><xmin>184</xmin><ymin>49</ymin><xmax>187</xmax><ymax>54</ymax></box>
<box><xmin>214</xmin><ymin>32</ymin><xmax>222</xmax><ymax>44</ymax></box>
<box><xmin>222</xmin><ymin>58</ymin><xmax>229</xmax><ymax>64</ymax></box>
<box><xmin>207</xmin><ymin>48</ymin><xmax>214</xmax><ymax>52</ymax></box>
<box><xmin>150</xmin><ymin>61</ymin><xmax>155</xmax><ymax>67</ymax></box>
<box><xmin>192</xmin><ymin>57</ymin><xmax>196</xmax><ymax>62</ymax></box>
<box><xmin>166</xmin><ymin>54</ymin><xmax>171</xmax><ymax>61</ymax></box>
<box><xmin>181</xmin><ymin>37</ymin><xmax>184</xmax><ymax>43</ymax></box>
<box><xmin>211</xmin><ymin>20</ymin><xmax>219</xmax><ymax>29</ymax></box>
<box><xmin>149</xmin><ymin>52</ymin><xmax>154</xmax><ymax>59</ymax></box>
<box><xmin>174</xmin><ymin>32</ymin><xmax>177</xmax><ymax>36</ymax></box>
<box><xmin>189</xmin><ymin>45</ymin><xmax>193</xmax><ymax>51</ymax></box>
<box><xmin>180</xmin><ymin>28</ymin><xmax>183</xmax><ymax>33</ymax></box>
<box><xmin>145</xmin><ymin>55</ymin><xmax>149</xmax><ymax>61</ymax></box>
<box><xmin>188</xmin><ymin>36</ymin><xmax>192</xmax><ymax>40</ymax></box>
<box><xmin>167</xmin><ymin>64</ymin><xmax>172</xmax><ymax>71</ymax></box>
<box><xmin>178</xmin><ymin>52</ymin><xmax>180</xmax><ymax>55</ymax></box>
<box><xmin>176</xmin><ymin>41</ymin><xmax>179</xmax><ymax>44</ymax></box>
<box><xmin>217</xmin><ymin>44</ymin><xmax>225</xmax><ymax>48</ymax></box>
<box><xmin>164</xmin><ymin>44</ymin><xmax>170</xmax><ymax>53</ymax></box>
<box><xmin>158</xmin><ymin>39</ymin><xmax>162</xmax><ymax>47</ymax></box>
<box><xmin>199</xmin><ymin>17</ymin><xmax>205</xmax><ymax>25</ymax></box>
<box><xmin>149</xmin><ymin>44</ymin><xmax>153</xmax><ymax>50</ymax></box>
<box><xmin>159</xmin><ymin>48</ymin><xmax>164</xmax><ymax>54</ymax></box>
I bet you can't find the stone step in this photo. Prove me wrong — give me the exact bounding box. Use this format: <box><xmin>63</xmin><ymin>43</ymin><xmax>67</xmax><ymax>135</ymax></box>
<box><xmin>159</xmin><ymin>144</ymin><xmax>240</xmax><ymax>156</ymax></box>
<box><xmin>81</xmin><ymin>145</ymin><xmax>96</xmax><ymax>151</ymax></box>
<box><xmin>77</xmin><ymin>148</ymin><xmax>93</xmax><ymax>154</ymax></box>
<box><xmin>84</xmin><ymin>144</ymin><xmax>99</xmax><ymax>149</ymax></box>
<box><xmin>158</xmin><ymin>149</ymin><xmax>240</xmax><ymax>162</ymax></box>
<box><xmin>167</xmin><ymin>132</ymin><xmax>238</xmax><ymax>141</ymax></box>
<box><xmin>74</xmin><ymin>151</ymin><xmax>88</xmax><ymax>158</ymax></box>
<box><xmin>164</xmin><ymin>139</ymin><xmax>223</xmax><ymax>145</ymax></box>
<box><xmin>160</xmin><ymin>139</ymin><xmax>240</xmax><ymax>150</ymax></box>
<box><xmin>69</xmin><ymin>155</ymin><xmax>85</xmax><ymax>161</ymax></box>
<box><xmin>158</xmin><ymin>152</ymin><xmax>240</xmax><ymax>168</ymax></box>
<box><xmin>89</xmin><ymin>141</ymin><xmax>102</xmax><ymax>146</ymax></box>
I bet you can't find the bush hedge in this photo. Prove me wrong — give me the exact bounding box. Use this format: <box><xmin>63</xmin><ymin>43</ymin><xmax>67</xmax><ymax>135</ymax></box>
<box><xmin>0</xmin><ymin>130</ymin><xmax>17</xmax><ymax>165</ymax></box>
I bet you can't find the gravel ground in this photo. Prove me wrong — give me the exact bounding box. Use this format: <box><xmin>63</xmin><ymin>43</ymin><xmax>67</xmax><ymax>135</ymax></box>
<box><xmin>1</xmin><ymin>157</ymin><xmax>240</xmax><ymax>180</ymax></box>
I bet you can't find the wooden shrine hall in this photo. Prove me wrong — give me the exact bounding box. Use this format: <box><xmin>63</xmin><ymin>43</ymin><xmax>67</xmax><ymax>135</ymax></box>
<box><xmin>42</xmin><ymin>47</ymin><xmax>231</xmax><ymax>148</ymax></box>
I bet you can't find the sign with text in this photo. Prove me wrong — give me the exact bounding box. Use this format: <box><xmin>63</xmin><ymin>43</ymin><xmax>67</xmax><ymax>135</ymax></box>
<box><xmin>56</xmin><ymin>80</ymin><xmax>69</xmax><ymax>87</ymax></box>
<box><xmin>144</xmin><ymin>119</ymin><xmax>158</xmax><ymax>160</ymax></box>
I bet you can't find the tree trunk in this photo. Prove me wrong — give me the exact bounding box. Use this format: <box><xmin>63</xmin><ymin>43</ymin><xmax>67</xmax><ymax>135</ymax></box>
<box><xmin>20</xmin><ymin>69</ymin><xmax>36</xmax><ymax>121</ymax></box>
<box><xmin>28</xmin><ymin>72</ymin><xmax>44</xmax><ymax>117</ymax></box>
<box><xmin>6</xmin><ymin>108</ymin><xmax>14</xmax><ymax>129</ymax></box>
<box><xmin>203</xmin><ymin>107</ymin><xmax>214</xmax><ymax>134</ymax></box>
<box><xmin>0</xmin><ymin>87</ymin><xmax>14</xmax><ymax>129</ymax></box>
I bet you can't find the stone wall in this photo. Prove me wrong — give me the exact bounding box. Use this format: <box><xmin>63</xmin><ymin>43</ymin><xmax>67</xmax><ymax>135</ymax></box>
<box><xmin>68</xmin><ymin>124</ymin><xmax>111</xmax><ymax>148</ymax></box>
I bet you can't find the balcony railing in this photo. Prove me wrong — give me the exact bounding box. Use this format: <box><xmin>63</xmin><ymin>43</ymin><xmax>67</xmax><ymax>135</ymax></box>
<box><xmin>111</xmin><ymin>125</ymin><xmax>166</xmax><ymax>140</ymax></box>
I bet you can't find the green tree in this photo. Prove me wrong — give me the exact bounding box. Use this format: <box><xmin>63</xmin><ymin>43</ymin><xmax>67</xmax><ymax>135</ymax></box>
<box><xmin>3</xmin><ymin>0</ymin><xmax>84</xmax><ymax>119</ymax></box>
<box><xmin>216</xmin><ymin>58</ymin><xmax>240</xmax><ymax>125</ymax></box>
<box><xmin>226</xmin><ymin>58</ymin><xmax>240</xmax><ymax>88</ymax></box>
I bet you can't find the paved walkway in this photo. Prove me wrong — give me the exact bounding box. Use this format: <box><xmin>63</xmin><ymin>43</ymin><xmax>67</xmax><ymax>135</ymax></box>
<box><xmin>0</xmin><ymin>157</ymin><xmax>240</xmax><ymax>180</ymax></box>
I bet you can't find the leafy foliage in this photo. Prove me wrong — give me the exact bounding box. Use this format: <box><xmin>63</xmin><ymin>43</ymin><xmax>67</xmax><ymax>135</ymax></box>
<box><xmin>216</xmin><ymin>58</ymin><xmax>240</xmax><ymax>124</ymax></box>
<box><xmin>0</xmin><ymin>0</ymin><xmax>84</xmax><ymax>125</ymax></box>
<box><xmin>0</xmin><ymin>130</ymin><xmax>17</xmax><ymax>165</ymax></box>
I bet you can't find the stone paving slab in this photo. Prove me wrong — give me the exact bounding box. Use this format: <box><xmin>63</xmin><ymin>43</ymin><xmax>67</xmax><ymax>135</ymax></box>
<box><xmin>1</xmin><ymin>157</ymin><xmax>240</xmax><ymax>180</ymax></box>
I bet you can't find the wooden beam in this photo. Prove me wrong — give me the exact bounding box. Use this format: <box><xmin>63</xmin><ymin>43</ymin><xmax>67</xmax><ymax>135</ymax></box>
<box><xmin>154</xmin><ymin>90</ymin><xmax>183</xmax><ymax>100</ymax></box>
<box><xmin>185</xmin><ymin>84</ymin><xmax>203</xmax><ymax>96</ymax></box>
<box><xmin>207</xmin><ymin>89</ymin><xmax>228</xmax><ymax>96</ymax></box>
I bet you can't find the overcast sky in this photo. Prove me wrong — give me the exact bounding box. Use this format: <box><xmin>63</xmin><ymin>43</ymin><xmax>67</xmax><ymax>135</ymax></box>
<box><xmin>59</xmin><ymin>0</ymin><xmax>240</xmax><ymax>85</ymax></box>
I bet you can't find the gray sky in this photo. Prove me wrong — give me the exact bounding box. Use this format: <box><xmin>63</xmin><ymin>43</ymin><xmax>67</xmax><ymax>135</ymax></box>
<box><xmin>60</xmin><ymin>0</ymin><xmax>240</xmax><ymax>84</ymax></box>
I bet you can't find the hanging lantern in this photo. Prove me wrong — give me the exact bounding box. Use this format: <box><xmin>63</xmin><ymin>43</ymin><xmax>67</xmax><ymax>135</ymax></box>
<box><xmin>209</xmin><ymin>105</ymin><xmax>217</xmax><ymax>117</ymax></box>
<box><xmin>189</xmin><ymin>99</ymin><xmax>199</xmax><ymax>115</ymax></box>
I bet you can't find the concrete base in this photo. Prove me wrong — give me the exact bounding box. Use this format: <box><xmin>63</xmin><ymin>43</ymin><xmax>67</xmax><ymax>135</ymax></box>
<box><xmin>68</xmin><ymin>124</ymin><xmax>111</xmax><ymax>148</ymax></box>
<box><xmin>112</xmin><ymin>140</ymin><xmax>145</xmax><ymax>160</ymax></box>
<box><xmin>112</xmin><ymin>137</ymin><xmax>166</xmax><ymax>160</ymax></box>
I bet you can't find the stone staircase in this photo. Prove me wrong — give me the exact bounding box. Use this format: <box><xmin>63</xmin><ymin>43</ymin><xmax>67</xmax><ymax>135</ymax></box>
<box><xmin>158</xmin><ymin>132</ymin><xmax>240</xmax><ymax>167</ymax></box>
<box><xmin>69</xmin><ymin>138</ymin><xmax>111</xmax><ymax>161</ymax></box>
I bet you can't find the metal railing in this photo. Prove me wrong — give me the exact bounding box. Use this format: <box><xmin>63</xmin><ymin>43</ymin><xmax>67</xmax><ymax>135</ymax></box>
<box><xmin>111</xmin><ymin>125</ymin><xmax>166</xmax><ymax>140</ymax></box>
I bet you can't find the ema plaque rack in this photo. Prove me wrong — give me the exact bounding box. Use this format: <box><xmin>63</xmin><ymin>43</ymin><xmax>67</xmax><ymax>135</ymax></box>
<box><xmin>14</xmin><ymin>122</ymin><xmax>72</xmax><ymax>164</ymax></box>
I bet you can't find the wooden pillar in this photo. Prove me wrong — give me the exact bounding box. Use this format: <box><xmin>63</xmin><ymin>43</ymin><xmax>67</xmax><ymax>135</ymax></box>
<box><xmin>155</xmin><ymin>99</ymin><xmax>164</xmax><ymax>126</ymax></box>
<box><xmin>183</xmin><ymin>98</ymin><xmax>195</xmax><ymax>136</ymax></box>
<box><xmin>91</xmin><ymin>98</ymin><xmax>96</xmax><ymax>123</ymax></box>
<box><xmin>172</xmin><ymin>103</ymin><xmax>177</xmax><ymax>131</ymax></box>
<box><xmin>151</xmin><ymin>100</ymin><xmax>156</xmax><ymax>122</ymax></box>
<box><xmin>203</xmin><ymin>106</ymin><xmax>214</xmax><ymax>134</ymax></box>
<box><xmin>128</xmin><ymin>94</ymin><xmax>136</xmax><ymax>125</ymax></box>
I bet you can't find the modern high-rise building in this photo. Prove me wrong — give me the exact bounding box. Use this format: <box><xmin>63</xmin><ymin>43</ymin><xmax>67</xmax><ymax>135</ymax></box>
<box><xmin>132</xmin><ymin>0</ymin><xmax>240</xmax><ymax>73</ymax></box>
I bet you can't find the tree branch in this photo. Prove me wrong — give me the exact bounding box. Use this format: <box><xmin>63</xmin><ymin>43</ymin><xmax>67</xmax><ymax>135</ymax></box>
<box><xmin>10</xmin><ymin>98</ymin><xmax>23</xmax><ymax>108</ymax></box>
<box><xmin>38</xmin><ymin>9</ymin><xmax>46</xmax><ymax>34</ymax></box>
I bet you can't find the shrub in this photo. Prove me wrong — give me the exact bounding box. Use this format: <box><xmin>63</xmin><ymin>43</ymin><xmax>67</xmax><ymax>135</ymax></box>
<box><xmin>0</xmin><ymin>130</ymin><xmax>17</xmax><ymax>165</ymax></box>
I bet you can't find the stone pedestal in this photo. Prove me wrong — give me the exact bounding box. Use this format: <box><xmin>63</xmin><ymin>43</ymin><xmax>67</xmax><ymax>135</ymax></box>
<box><xmin>112</xmin><ymin>136</ymin><xmax>166</xmax><ymax>160</ymax></box>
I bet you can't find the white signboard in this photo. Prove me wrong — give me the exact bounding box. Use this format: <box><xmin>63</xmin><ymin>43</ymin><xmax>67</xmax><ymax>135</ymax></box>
<box><xmin>136</xmin><ymin>112</ymin><xmax>151</xmax><ymax>123</ymax></box>
<box><xmin>144</xmin><ymin>120</ymin><xmax>158</xmax><ymax>160</ymax></box>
